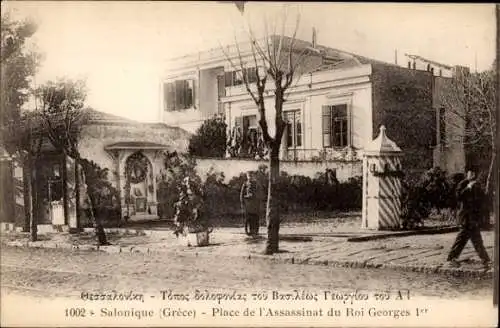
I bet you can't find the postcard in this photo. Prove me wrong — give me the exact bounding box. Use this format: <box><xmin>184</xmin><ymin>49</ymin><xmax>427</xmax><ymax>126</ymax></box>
<box><xmin>0</xmin><ymin>2</ymin><xmax>497</xmax><ymax>327</ymax></box>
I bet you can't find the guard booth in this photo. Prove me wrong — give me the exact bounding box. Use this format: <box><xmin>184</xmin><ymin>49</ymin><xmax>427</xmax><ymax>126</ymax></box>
<box><xmin>362</xmin><ymin>126</ymin><xmax>404</xmax><ymax>230</ymax></box>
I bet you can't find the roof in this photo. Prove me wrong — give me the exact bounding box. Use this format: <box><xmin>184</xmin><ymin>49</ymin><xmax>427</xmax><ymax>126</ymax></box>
<box><xmin>365</xmin><ymin>125</ymin><xmax>402</xmax><ymax>154</ymax></box>
<box><xmin>166</xmin><ymin>34</ymin><xmax>396</xmax><ymax>74</ymax></box>
<box><xmin>15</xmin><ymin>108</ymin><xmax>191</xmax><ymax>146</ymax></box>
<box><xmin>83</xmin><ymin>108</ymin><xmax>135</xmax><ymax>124</ymax></box>
<box><xmin>405</xmin><ymin>54</ymin><xmax>453</xmax><ymax>70</ymax></box>
<box><xmin>104</xmin><ymin>141</ymin><xmax>170</xmax><ymax>150</ymax></box>
<box><xmin>269</xmin><ymin>35</ymin><xmax>393</xmax><ymax>73</ymax></box>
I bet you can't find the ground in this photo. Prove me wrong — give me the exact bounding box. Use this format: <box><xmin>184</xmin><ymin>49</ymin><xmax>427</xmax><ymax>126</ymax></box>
<box><xmin>1</xmin><ymin>212</ymin><xmax>496</xmax><ymax>327</ymax></box>
<box><xmin>0</xmin><ymin>246</ymin><xmax>493</xmax><ymax>301</ymax></box>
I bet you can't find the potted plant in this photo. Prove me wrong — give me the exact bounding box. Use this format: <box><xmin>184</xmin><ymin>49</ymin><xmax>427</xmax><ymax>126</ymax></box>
<box><xmin>173</xmin><ymin>176</ymin><xmax>212</xmax><ymax>247</ymax></box>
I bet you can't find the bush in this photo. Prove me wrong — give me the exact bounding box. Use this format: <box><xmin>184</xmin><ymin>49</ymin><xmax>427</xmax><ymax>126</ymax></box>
<box><xmin>157</xmin><ymin>152</ymin><xmax>201</xmax><ymax>220</ymax></box>
<box><xmin>200</xmin><ymin>167</ymin><xmax>362</xmax><ymax>217</ymax></box>
<box><xmin>80</xmin><ymin>159</ymin><xmax>121</xmax><ymax>227</ymax></box>
<box><xmin>188</xmin><ymin>115</ymin><xmax>227</xmax><ymax>158</ymax></box>
<box><xmin>401</xmin><ymin>167</ymin><xmax>468</xmax><ymax>229</ymax></box>
<box><xmin>172</xmin><ymin>175</ymin><xmax>207</xmax><ymax>235</ymax></box>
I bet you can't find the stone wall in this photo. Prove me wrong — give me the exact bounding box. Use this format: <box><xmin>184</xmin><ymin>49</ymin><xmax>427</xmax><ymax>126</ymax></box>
<box><xmin>194</xmin><ymin>157</ymin><xmax>362</xmax><ymax>182</ymax></box>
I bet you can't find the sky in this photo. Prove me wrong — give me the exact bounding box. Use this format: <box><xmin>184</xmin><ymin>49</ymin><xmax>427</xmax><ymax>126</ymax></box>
<box><xmin>4</xmin><ymin>1</ymin><xmax>496</xmax><ymax>123</ymax></box>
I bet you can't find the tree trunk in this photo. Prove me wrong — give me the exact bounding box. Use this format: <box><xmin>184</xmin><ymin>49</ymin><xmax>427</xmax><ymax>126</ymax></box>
<box><xmin>62</xmin><ymin>155</ymin><xmax>69</xmax><ymax>226</ymax></box>
<box><xmin>264</xmin><ymin>145</ymin><xmax>280</xmax><ymax>255</ymax></box>
<box><xmin>22</xmin><ymin>155</ymin><xmax>32</xmax><ymax>233</ymax></box>
<box><xmin>78</xmin><ymin>158</ymin><xmax>109</xmax><ymax>245</ymax></box>
<box><xmin>74</xmin><ymin>162</ymin><xmax>81</xmax><ymax>231</ymax></box>
<box><xmin>30</xmin><ymin>156</ymin><xmax>37</xmax><ymax>242</ymax></box>
<box><xmin>485</xmin><ymin>142</ymin><xmax>496</xmax><ymax>193</ymax></box>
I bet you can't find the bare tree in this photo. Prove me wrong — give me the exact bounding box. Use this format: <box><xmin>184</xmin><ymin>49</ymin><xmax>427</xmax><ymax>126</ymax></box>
<box><xmin>440</xmin><ymin>69</ymin><xmax>496</xmax><ymax>192</ymax></box>
<box><xmin>221</xmin><ymin>9</ymin><xmax>319</xmax><ymax>254</ymax></box>
<box><xmin>35</xmin><ymin>79</ymin><xmax>109</xmax><ymax>245</ymax></box>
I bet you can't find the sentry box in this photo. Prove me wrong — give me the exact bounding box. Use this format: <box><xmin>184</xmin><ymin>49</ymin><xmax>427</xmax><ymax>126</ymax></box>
<box><xmin>362</xmin><ymin>126</ymin><xmax>404</xmax><ymax>230</ymax></box>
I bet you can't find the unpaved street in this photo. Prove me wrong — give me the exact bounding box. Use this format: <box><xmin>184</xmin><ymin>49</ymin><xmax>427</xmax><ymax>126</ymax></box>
<box><xmin>1</xmin><ymin>246</ymin><xmax>493</xmax><ymax>301</ymax></box>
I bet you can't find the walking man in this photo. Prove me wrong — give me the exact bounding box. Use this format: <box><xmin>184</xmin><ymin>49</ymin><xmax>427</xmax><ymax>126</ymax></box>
<box><xmin>240</xmin><ymin>171</ymin><xmax>260</xmax><ymax>236</ymax></box>
<box><xmin>447</xmin><ymin>170</ymin><xmax>491</xmax><ymax>269</ymax></box>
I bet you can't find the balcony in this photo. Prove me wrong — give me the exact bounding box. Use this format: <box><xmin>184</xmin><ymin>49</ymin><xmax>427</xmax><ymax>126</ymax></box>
<box><xmin>283</xmin><ymin>147</ymin><xmax>360</xmax><ymax>162</ymax></box>
<box><xmin>226</xmin><ymin>126</ymin><xmax>360</xmax><ymax>162</ymax></box>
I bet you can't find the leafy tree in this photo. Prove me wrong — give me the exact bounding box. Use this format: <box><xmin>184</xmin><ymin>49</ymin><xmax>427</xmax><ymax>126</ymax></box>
<box><xmin>188</xmin><ymin>115</ymin><xmax>227</xmax><ymax>158</ymax></box>
<box><xmin>1</xmin><ymin>13</ymin><xmax>43</xmax><ymax>240</ymax></box>
<box><xmin>0</xmin><ymin>13</ymin><xmax>41</xmax><ymax>150</ymax></box>
<box><xmin>35</xmin><ymin>79</ymin><xmax>109</xmax><ymax>245</ymax></box>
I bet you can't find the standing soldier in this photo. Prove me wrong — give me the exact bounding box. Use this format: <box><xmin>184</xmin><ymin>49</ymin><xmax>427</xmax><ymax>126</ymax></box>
<box><xmin>446</xmin><ymin>170</ymin><xmax>491</xmax><ymax>269</ymax></box>
<box><xmin>240</xmin><ymin>171</ymin><xmax>260</xmax><ymax>236</ymax></box>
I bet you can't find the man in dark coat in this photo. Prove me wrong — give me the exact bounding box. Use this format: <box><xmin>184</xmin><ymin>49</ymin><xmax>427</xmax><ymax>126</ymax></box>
<box><xmin>446</xmin><ymin>170</ymin><xmax>491</xmax><ymax>269</ymax></box>
<box><xmin>240</xmin><ymin>172</ymin><xmax>260</xmax><ymax>236</ymax></box>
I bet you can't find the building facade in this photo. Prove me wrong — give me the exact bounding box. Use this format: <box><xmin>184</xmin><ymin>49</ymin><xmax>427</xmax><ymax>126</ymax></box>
<box><xmin>160</xmin><ymin>35</ymin><xmax>466</xmax><ymax>175</ymax></box>
<box><xmin>6</xmin><ymin>109</ymin><xmax>191</xmax><ymax>230</ymax></box>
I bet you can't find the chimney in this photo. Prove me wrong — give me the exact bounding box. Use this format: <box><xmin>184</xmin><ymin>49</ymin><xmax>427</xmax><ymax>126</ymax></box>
<box><xmin>312</xmin><ymin>27</ymin><xmax>317</xmax><ymax>48</ymax></box>
<box><xmin>395</xmin><ymin>49</ymin><xmax>398</xmax><ymax>65</ymax></box>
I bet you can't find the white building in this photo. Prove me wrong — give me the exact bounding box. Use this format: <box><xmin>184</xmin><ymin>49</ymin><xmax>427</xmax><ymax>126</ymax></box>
<box><xmin>159</xmin><ymin>35</ymin><xmax>466</xmax><ymax>174</ymax></box>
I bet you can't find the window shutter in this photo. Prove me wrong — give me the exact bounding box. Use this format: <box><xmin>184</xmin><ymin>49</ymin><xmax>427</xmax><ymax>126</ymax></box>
<box><xmin>175</xmin><ymin>80</ymin><xmax>185</xmax><ymax>109</ymax></box>
<box><xmin>162</xmin><ymin>83</ymin><xmax>170</xmax><ymax>110</ymax></box>
<box><xmin>166</xmin><ymin>82</ymin><xmax>175</xmax><ymax>111</ymax></box>
<box><xmin>187</xmin><ymin>79</ymin><xmax>194</xmax><ymax>109</ymax></box>
<box><xmin>225</xmin><ymin>71</ymin><xmax>233</xmax><ymax>87</ymax></box>
<box><xmin>217</xmin><ymin>75</ymin><xmax>226</xmax><ymax>100</ymax></box>
<box><xmin>296</xmin><ymin>114</ymin><xmax>302</xmax><ymax>147</ymax></box>
<box><xmin>248</xmin><ymin>67</ymin><xmax>257</xmax><ymax>83</ymax></box>
<box><xmin>322</xmin><ymin>106</ymin><xmax>331</xmax><ymax>147</ymax></box>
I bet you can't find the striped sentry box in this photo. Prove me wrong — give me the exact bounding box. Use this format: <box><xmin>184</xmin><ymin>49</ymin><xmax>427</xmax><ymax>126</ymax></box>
<box><xmin>361</xmin><ymin>125</ymin><xmax>403</xmax><ymax>230</ymax></box>
<box><xmin>376</xmin><ymin>156</ymin><xmax>403</xmax><ymax>229</ymax></box>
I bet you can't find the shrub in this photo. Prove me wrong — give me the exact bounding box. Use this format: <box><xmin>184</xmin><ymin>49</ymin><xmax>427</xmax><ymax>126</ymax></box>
<box><xmin>188</xmin><ymin>115</ymin><xmax>227</xmax><ymax>158</ymax></box>
<box><xmin>172</xmin><ymin>176</ymin><xmax>207</xmax><ymax>235</ymax></box>
<box><xmin>157</xmin><ymin>152</ymin><xmax>201</xmax><ymax>220</ymax></box>
<box><xmin>80</xmin><ymin>159</ymin><xmax>121</xmax><ymax>227</ymax></box>
<box><xmin>200</xmin><ymin>167</ymin><xmax>362</xmax><ymax>217</ymax></box>
<box><xmin>400</xmin><ymin>167</ymin><xmax>468</xmax><ymax>229</ymax></box>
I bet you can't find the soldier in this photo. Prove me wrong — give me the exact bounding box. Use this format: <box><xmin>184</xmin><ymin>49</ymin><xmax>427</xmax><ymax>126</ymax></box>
<box><xmin>446</xmin><ymin>170</ymin><xmax>491</xmax><ymax>269</ymax></box>
<box><xmin>240</xmin><ymin>171</ymin><xmax>260</xmax><ymax>236</ymax></box>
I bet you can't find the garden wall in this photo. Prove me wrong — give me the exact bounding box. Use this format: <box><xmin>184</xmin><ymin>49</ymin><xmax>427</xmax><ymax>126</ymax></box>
<box><xmin>194</xmin><ymin>157</ymin><xmax>362</xmax><ymax>182</ymax></box>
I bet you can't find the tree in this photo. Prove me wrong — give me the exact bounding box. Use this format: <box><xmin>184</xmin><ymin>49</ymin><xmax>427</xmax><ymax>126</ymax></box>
<box><xmin>35</xmin><ymin>79</ymin><xmax>109</xmax><ymax>245</ymax></box>
<box><xmin>221</xmin><ymin>8</ymin><xmax>319</xmax><ymax>254</ymax></box>
<box><xmin>188</xmin><ymin>114</ymin><xmax>227</xmax><ymax>158</ymax></box>
<box><xmin>440</xmin><ymin>69</ymin><xmax>496</xmax><ymax>192</ymax></box>
<box><xmin>1</xmin><ymin>13</ymin><xmax>41</xmax><ymax>152</ymax></box>
<box><xmin>1</xmin><ymin>13</ymin><xmax>43</xmax><ymax>239</ymax></box>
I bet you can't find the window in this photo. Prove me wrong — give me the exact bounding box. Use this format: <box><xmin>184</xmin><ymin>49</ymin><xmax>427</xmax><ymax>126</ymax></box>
<box><xmin>322</xmin><ymin>104</ymin><xmax>349</xmax><ymax>148</ymax></box>
<box><xmin>224</xmin><ymin>67</ymin><xmax>258</xmax><ymax>87</ymax></box>
<box><xmin>234</xmin><ymin>115</ymin><xmax>260</xmax><ymax>156</ymax></box>
<box><xmin>163</xmin><ymin>79</ymin><xmax>195</xmax><ymax>111</ymax></box>
<box><xmin>439</xmin><ymin>107</ymin><xmax>446</xmax><ymax>145</ymax></box>
<box><xmin>285</xmin><ymin>110</ymin><xmax>302</xmax><ymax>148</ymax></box>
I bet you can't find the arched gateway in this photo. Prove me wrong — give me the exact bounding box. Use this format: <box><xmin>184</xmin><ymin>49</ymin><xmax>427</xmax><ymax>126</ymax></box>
<box><xmin>105</xmin><ymin>141</ymin><xmax>171</xmax><ymax>221</ymax></box>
